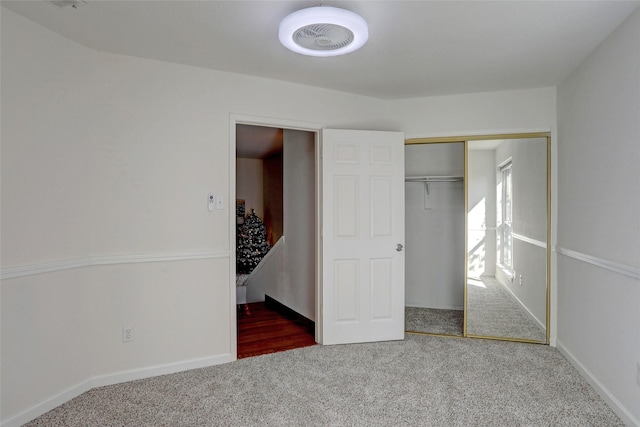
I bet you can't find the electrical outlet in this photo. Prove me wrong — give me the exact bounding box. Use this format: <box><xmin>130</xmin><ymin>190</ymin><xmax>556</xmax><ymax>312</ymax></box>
<box><xmin>519</xmin><ymin>274</ymin><xmax>523</xmax><ymax>286</ymax></box>
<box><xmin>123</xmin><ymin>326</ymin><xmax>133</xmax><ymax>342</ymax></box>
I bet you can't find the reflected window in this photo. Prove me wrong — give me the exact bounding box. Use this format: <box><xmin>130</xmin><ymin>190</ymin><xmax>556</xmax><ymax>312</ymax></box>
<box><xmin>499</xmin><ymin>161</ymin><xmax>513</xmax><ymax>271</ymax></box>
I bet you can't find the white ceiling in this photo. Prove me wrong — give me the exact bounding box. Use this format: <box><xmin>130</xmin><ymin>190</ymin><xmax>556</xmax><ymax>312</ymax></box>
<box><xmin>3</xmin><ymin>0</ymin><xmax>639</xmax><ymax>100</ymax></box>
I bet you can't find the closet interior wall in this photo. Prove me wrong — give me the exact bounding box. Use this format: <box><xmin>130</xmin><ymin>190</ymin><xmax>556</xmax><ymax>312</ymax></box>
<box><xmin>405</xmin><ymin>143</ymin><xmax>465</xmax><ymax>310</ymax></box>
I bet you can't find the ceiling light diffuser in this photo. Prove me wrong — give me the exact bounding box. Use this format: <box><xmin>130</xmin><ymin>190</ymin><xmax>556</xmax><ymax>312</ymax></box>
<box><xmin>279</xmin><ymin>6</ymin><xmax>369</xmax><ymax>57</ymax></box>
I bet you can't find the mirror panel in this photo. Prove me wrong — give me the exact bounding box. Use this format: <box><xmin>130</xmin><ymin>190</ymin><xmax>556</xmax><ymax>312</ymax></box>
<box><xmin>466</xmin><ymin>137</ymin><xmax>548</xmax><ymax>342</ymax></box>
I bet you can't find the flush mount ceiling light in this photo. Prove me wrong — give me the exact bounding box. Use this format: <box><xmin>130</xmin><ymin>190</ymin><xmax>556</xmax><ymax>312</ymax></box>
<box><xmin>279</xmin><ymin>6</ymin><xmax>369</xmax><ymax>57</ymax></box>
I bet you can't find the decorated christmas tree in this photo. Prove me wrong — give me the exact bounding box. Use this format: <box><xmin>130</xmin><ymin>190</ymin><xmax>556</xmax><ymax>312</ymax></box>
<box><xmin>236</xmin><ymin>209</ymin><xmax>271</xmax><ymax>273</ymax></box>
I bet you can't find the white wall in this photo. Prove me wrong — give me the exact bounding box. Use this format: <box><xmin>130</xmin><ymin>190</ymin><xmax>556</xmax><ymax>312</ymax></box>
<box><xmin>245</xmin><ymin>236</ymin><xmax>285</xmax><ymax>304</ymax></box>
<box><xmin>556</xmin><ymin>8</ymin><xmax>640</xmax><ymax>426</ymax></box>
<box><xmin>405</xmin><ymin>143</ymin><xmax>465</xmax><ymax>309</ymax></box>
<box><xmin>1</xmin><ymin>270</ymin><xmax>93</xmax><ymax>421</ymax></box>
<box><xmin>1</xmin><ymin>7</ymin><xmax>560</xmax><ymax>426</ymax></box>
<box><xmin>1</xmin><ymin>8</ymin><xmax>95</xmax><ymax>422</ymax></box>
<box><xmin>236</xmin><ymin>158</ymin><xmax>264</xmax><ymax>221</ymax></box>
<box><xmin>386</xmin><ymin>87</ymin><xmax>557</xmax><ymax>139</ymax></box>
<box><xmin>261</xmin><ymin>130</ymin><xmax>315</xmax><ymax>320</ymax></box>
<box><xmin>263</xmin><ymin>153</ymin><xmax>283</xmax><ymax>245</ymax></box>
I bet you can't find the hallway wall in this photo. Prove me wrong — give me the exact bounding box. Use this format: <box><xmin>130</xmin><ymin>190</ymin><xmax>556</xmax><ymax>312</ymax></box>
<box><xmin>236</xmin><ymin>158</ymin><xmax>264</xmax><ymax>220</ymax></box>
<box><xmin>280</xmin><ymin>130</ymin><xmax>316</xmax><ymax>321</ymax></box>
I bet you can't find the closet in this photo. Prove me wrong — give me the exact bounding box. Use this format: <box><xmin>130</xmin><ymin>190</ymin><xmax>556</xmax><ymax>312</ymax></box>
<box><xmin>404</xmin><ymin>134</ymin><xmax>550</xmax><ymax>344</ymax></box>
<box><xmin>404</xmin><ymin>142</ymin><xmax>465</xmax><ymax>336</ymax></box>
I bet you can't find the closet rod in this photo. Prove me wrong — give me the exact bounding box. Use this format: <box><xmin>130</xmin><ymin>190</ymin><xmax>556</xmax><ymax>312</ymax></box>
<box><xmin>404</xmin><ymin>175</ymin><xmax>463</xmax><ymax>182</ymax></box>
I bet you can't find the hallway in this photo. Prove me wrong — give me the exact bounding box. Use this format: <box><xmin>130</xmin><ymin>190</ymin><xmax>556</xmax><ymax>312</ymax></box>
<box><xmin>237</xmin><ymin>301</ymin><xmax>316</xmax><ymax>359</ymax></box>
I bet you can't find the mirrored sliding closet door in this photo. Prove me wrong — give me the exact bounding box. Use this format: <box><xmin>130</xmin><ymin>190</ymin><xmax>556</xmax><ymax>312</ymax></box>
<box><xmin>465</xmin><ymin>136</ymin><xmax>549</xmax><ymax>343</ymax></box>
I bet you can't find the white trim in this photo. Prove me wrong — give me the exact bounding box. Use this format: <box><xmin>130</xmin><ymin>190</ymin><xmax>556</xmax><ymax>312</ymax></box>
<box><xmin>0</xmin><ymin>258</ymin><xmax>90</xmax><ymax>280</ymax></box>
<box><xmin>314</xmin><ymin>130</ymin><xmax>323</xmax><ymax>343</ymax></box>
<box><xmin>557</xmin><ymin>341</ymin><xmax>639</xmax><ymax>427</ymax></box>
<box><xmin>90</xmin><ymin>353</ymin><xmax>234</xmax><ymax>388</ymax></box>
<box><xmin>556</xmin><ymin>246</ymin><xmax>640</xmax><ymax>280</ymax></box>
<box><xmin>0</xmin><ymin>354</ymin><xmax>234</xmax><ymax>427</ymax></box>
<box><xmin>512</xmin><ymin>233</ymin><xmax>547</xmax><ymax>249</ymax></box>
<box><xmin>1</xmin><ymin>250</ymin><xmax>230</xmax><ymax>280</ymax></box>
<box><xmin>229</xmin><ymin>115</ymin><xmax>239</xmax><ymax>360</ymax></box>
<box><xmin>230</xmin><ymin>113</ymin><xmax>324</xmax><ymax>132</ymax></box>
<box><xmin>498</xmin><ymin>157</ymin><xmax>512</xmax><ymax>170</ymax></box>
<box><xmin>243</xmin><ymin>236</ymin><xmax>285</xmax><ymax>288</ymax></box>
<box><xmin>406</xmin><ymin>304</ymin><xmax>464</xmax><ymax>310</ymax></box>
<box><xmin>91</xmin><ymin>250</ymin><xmax>229</xmax><ymax>266</ymax></box>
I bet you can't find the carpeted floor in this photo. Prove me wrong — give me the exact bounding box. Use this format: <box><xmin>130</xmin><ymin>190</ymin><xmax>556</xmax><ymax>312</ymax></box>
<box><xmin>405</xmin><ymin>306</ymin><xmax>463</xmax><ymax>336</ymax></box>
<box><xmin>467</xmin><ymin>277</ymin><xmax>546</xmax><ymax>342</ymax></box>
<box><xmin>26</xmin><ymin>334</ymin><xmax>622</xmax><ymax>426</ymax></box>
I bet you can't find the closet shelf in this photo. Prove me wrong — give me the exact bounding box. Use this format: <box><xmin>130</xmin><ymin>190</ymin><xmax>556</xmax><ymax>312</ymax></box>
<box><xmin>405</xmin><ymin>175</ymin><xmax>463</xmax><ymax>197</ymax></box>
<box><xmin>405</xmin><ymin>175</ymin><xmax>463</xmax><ymax>182</ymax></box>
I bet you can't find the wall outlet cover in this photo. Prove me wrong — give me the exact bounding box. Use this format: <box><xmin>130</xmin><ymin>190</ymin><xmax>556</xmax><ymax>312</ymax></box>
<box><xmin>123</xmin><ymin>326</ymin><xmax>133</xmax><ymax>342</ymax></box>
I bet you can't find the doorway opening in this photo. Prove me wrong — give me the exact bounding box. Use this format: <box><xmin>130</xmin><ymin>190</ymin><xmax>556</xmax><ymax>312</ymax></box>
<box><xmin>404</xmin><ymin>141</ymin><xmax>465</xmax><ymax>337</ymax></box>
<box><xmin>234</xmin><ymin>123</ymin><xmax>318</xmax><ymax>358</ymax></box>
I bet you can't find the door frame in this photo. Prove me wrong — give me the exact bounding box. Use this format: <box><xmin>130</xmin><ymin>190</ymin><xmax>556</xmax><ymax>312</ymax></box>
<box><xmin>229</xmin><ymin>114</ymin><xmax>325</xmax><ymax>359</ymax></box>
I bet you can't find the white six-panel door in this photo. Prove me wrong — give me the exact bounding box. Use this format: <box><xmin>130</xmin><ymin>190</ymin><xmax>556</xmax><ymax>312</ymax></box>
<box><xmin>321</xmin><ymin>129</ymin><xmax>405</xmax><ymax>345</ymax></box>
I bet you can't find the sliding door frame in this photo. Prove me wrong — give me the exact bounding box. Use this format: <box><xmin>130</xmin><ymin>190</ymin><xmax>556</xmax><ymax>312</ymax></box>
<box><xmin>406</xmin><ymin>132</ymin><xmax>551</xmax><ymax>344</ymax></box>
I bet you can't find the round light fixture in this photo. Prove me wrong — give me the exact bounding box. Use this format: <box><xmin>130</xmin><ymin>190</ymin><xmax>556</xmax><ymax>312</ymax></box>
<box><xmin>279</xmin><ymin>6</ymin><xmax>368</xmax><ymax>57</ymax></box>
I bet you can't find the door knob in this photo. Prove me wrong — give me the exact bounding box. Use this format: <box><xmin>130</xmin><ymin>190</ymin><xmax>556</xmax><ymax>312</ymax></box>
<box><xmin>396</xmin><ymin>244</ymin><xmax>404</xmax><ymax>252</ymax></box>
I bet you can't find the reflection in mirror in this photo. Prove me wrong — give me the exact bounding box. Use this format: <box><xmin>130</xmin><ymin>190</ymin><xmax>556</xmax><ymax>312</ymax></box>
<box><xmin>466</xmin><ymin>137</ymin><xmax>548</xmax><ymax>342</ymax></box>
<box><xmin>405</xmin><ymin>142</ymin><xmax>465</xmax><ymax>336</ymax></box>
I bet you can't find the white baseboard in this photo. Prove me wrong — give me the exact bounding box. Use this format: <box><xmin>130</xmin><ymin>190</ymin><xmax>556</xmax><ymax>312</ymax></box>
<box><xmin>1</xmin><ymin>353</ymin><xmax>234</xmax><ymax>427</ymax></box>
<box><xmin>405</xmin><ymin>304</ymin><xmax>464</xmax><ymax>310</ymax></box>
<box><xmin>90</xmin><ymin>353</ymin><xmax>235</xmax><ymax>388</ymax></box>
<box><xmin>1</xmin><ymin>378</ymin><xmax>94</xmax><ymax>427</ymax></box>
<box><xmin>557</xmin><ymin>340</ymin><xmax>639</xmax><ymax>427</ymax></box>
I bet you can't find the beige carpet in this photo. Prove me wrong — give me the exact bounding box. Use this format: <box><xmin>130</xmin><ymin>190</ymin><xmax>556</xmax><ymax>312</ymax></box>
<box><xmin>405</xmin><ymin>306</ymin><xmax>463</xmax><ymax>336</ymax></box>
<box><xmin>26</xmin><ymin>334</ymin><xmax>622</xmax><ymax>426</ymax></box>
<box><xmin>467</xmin><ymin>277</ymin><xmax>546</xmax><ymax>342</ymax></box>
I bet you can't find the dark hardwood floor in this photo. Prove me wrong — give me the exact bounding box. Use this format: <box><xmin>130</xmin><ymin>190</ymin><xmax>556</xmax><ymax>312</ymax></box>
<box><xmin>237</xmin><ymin>301</ymin><xmax>316</xmax><ymax>359</ymax></box>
